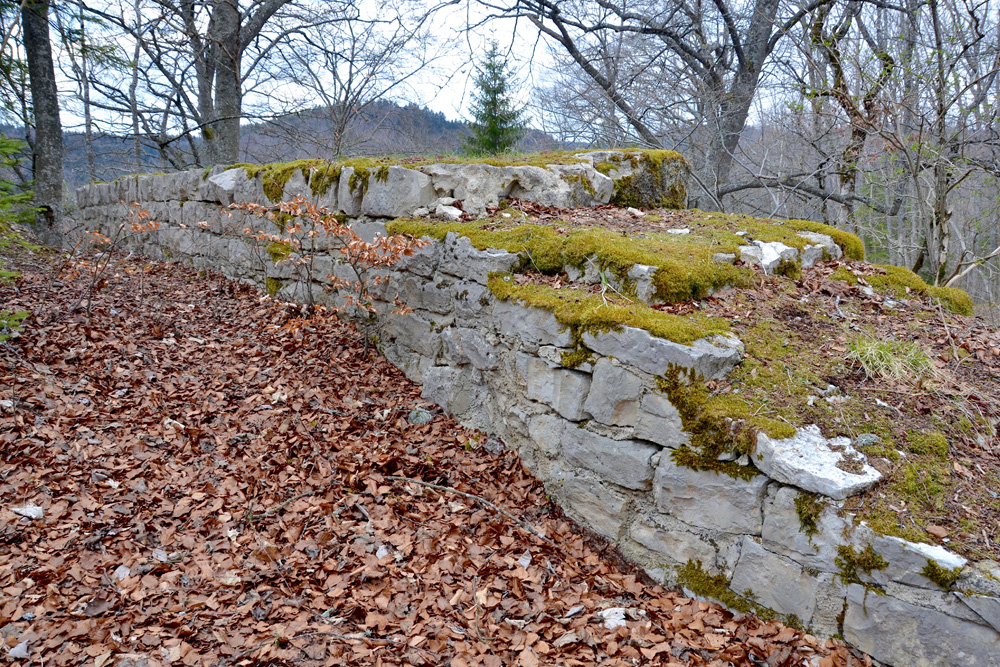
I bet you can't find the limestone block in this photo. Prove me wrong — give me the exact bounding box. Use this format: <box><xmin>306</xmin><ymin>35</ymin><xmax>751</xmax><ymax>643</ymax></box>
<box><xmin>281</xmin><ymin>170</ymin><xmax>312</xmax><ymax>201</ymax></box>
<box><xmin>654</xmin><ymin>456</ymin><xmax>769</xmax><ymax>534</ymax></box>
<box><xmin>754</xmin><ymin>425</ymin><xmax>881</xmax><ymax>500</ymax></box>
<box><xmin>517</xmin><ymin>353</ymin><xmax>591</xmax><ymax>421</ymax></box>
<box><xmin>394</xmin><ymin>240</ymin><xmax>440</xmax><ymax>278</ymax></box>
<box><xmin>537</xmin><ymin>345</ymin><xmax>594</xmax><ymax>373</ymax></box>
<box><xmin>851</xmin><ymin>524</ymin><xmax>967</xmax><ymax>589</ymax></box>
<box><xmin>628</xmin><ymin>264</ymin><xmax>658</xmax><ymax>303</ymax></box>
<box><xmin>206</xmin><ymin>169</ymin><xmax>242</xmax><ymax>205</ymax></box>
<box><xmin>957</xmin><ymin>562</ymin><xmax>1000</xmax><ymax>631</ymax></box>
<box><xmin>495</xmin><ymin>300</ymin><xmax>573</xmax><ymax>350</ymax></box>
<box><xmin>441</xmin><ymin>327</ymin><xmax>500</xmax><ymax>370</ymax></box>
<box><xmin>958</xmin><ymin>593</ymin><xmax>1000</xmax><ymax>633</ymax></box>
<box><xmin>561</xmin><ymin>421</ymin><xmax>657</xmax><ymax>490</ymax></box>
<box><xmin>420</xmin><ymin>366</ymin><xmax>488</xmax><ymax>422</ymax></box>
<box><xmin>452</xmin><ymin>280</ymin><xmax>492</xmax><ymax>322</ymax></box>
<box><xmin>581</xmin><ymin>327</ymin><xmax>743</xmax><ymax>380</ymax></box>
<box><xmin>361</xmin><ymin>166</ymin><xmax>436</xmax><ymax>218</ymax></box>
<box><xmin>439</xmin><ymin>233</ymin><xmax>519</xmax><ymax>284</ymax></box>
<box><xmin>337</xmin><ymin>167</ymin><xmax>364</xmax><ymax>217</ymax></box>
<box><xmin>843</xmin><ymin>583</ymin><xmax>1000</xmax><ymax>667</ymax></box>
<box><xmin>383</xmin><ymin>312</ymin><xmax>442</xmax><ymax>359</ymax></box>
<box><xmin>797</xmin><ymin>231</ymin><xmax>842</xmax><ymax>267</ymax></box>
<box><xmin>557</xmin><ymin>471</ymin><xmax>628</xmax><ymax>540</ymax></box>
<box><xmin>738</xmin><ymin>241</ymin><xmax>798</xmax><ymax>274</ymax></box>
<box><xmin>528</xmin><ymin>413</ymin><xmax>564</xmax><ymax>458</ymax></box>
<box><xmin>634</xmin><ymin>391</ymin><xmax>689</xmax><ymax>448</ymax></box>
<box><xmin>730</xmin><ymin>537</ymin><xmax>819</xmax><ymax>626</ymax></box>
<box><xmin>420</xmin><ymin>163</ymin><xmax>510</xmax><ymax>215</ymax></box>
<box><xmin>538</xmin><ymin>162</ymin><xmax>615</xmax><ymax>207</ymax></box>
<box><xmin>584</xmin><ymin>358</ymin><xmax>644</xmax><ymax>426</ymax></box>
<box><xmin>628</xmin><ymin>513</ymin><xmax>723</xmax><ymax>570</ymax></box>
<box><xmin>436</xmin><ymin>204</ymin><xmax>463</xmax><ymax>220</ymax></box>
<box><xmin>761</xmin><ymin>485</ymin><xmax>849</xmax><ymax>573</ymax></box>
<box><xmin>347</xmin><ymin>220</ymin><xmax>389</xmax><ymax>244</ymax></box>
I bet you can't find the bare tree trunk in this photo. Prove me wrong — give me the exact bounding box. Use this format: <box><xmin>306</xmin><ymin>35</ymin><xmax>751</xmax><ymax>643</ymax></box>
<box><xmin>22</xmin><ymin>0</ymin><xmax>63</xmax><ymax>242</ymax></box>
<box><xmin>206</xmin><ymin>0</ymin><xmax>242</xmax><ymax>165</ymax></box>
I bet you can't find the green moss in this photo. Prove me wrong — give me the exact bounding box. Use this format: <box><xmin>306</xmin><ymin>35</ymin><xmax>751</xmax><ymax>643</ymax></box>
<box><xmin>266</xmin><ymin>241</ymin><xmax>295</xmax><ymax>263</ymax></box>
<box><xmin>775</xmin><ymin>257</ymin><xmax>802</xmax><ymax>280</ymax></box>
<box><xmin>794</xmin><ymin>493</ymin><xmax>824</xmax><ymax>539</ymax></box>
<box><xmin>488</xmin><ymin>274</ymin><xmax>730</xmax><ymax>345</ymax></box>
<box><xmin>921</xmin><ymin>559</ymin><xmax>962</xmax><ymax>589</ymax></box>
<box><xmin>829</xmin><ymin>266</ymin><xmax>859</xmax><ymax>284</ymax></box>
<box><xmin>656</xmin><ymin>365</ymin><xmax>794</xmax><ymax>475</ymax></box>
<box><xmin>906</xmin><ymin>430</ymin><xmax>949</xmax><ymax>458</ymax></box>
<box><xmin>893</xmin><ymin>461</ymin><xmax>948</xmax><ymax>511</ymax></box>
<box><xmin>264</xmin><ymin>277</ymin><xmax>282</xmax><ymax>297</ymax></box>
<box><xmin>560</xmin><ymin>346</ymin><xmax>594</xmax><ymax>369</ymax></box>
<box><xmin>348</xmin><ymin>168</ymin><xmax>372</xmax><ymax>196</ymax></box>
<box><xmin>308</xmin><ymin>164</ymin><xmax>342</xmax><ymax>196</ymax></box>
<box><xmin>867</xmin><ymin>264</ymin><xmax>973</xmax><ymax>316</ymax></box>
<box><xmin>836</xmin><ymin>544</ymin><xmax>889</xmax><ymax>587</ymax></box>
<box><xmin>674</xmin><ymin>560</ymin><xmax>802</xmax><ymax>628</ymax></box>
<box><xmin>600</xmin><ymin>150</ymin><xmax>688</xmax><ymax>209</ymax></box>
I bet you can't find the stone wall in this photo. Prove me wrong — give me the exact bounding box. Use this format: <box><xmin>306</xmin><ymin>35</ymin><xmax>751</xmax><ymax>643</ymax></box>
<box><xmin>75</xmin><ymin>157</ymin><xmax>1000</xmax><ymax>667</ymax></box>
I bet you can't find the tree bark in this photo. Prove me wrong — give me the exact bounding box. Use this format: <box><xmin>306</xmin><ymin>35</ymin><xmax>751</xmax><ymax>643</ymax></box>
<box><xmin>22</xmin><ymin>0</ymin><xmax>63</xmax><ymax>240</ymax></box>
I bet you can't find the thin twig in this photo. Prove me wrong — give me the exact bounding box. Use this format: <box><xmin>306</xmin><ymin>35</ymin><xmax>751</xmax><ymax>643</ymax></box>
<box><xmin>242</xmin><ymin>486</ymin><xmax>329</xmax><ymax>523</ymax></box>
<box><xmin>936</xmin><ymin>300</ymin><xmax>962</xmax><ymax>364</ymax></box>
<box><xmin>385</xmin><ymin>475</ymin><xmax>558</xmax><ymax>548</ymax></box>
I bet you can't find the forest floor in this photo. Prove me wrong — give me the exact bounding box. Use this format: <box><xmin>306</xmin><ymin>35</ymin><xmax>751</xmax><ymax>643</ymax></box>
<box><xmin>0</xmin><ymin>235</ymin><xmax>866</xmax><ymax>666</ymax></box>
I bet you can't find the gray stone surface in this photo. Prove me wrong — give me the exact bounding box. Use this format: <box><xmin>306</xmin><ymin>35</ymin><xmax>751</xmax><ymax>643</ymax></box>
<box><xmin>628</xmin><ymin>513</ymin><xmax>726</xmax><ymax>571</ymax></box>
<box><xmin>844</xmin><ymin>583</ymin><xmax>1000</xmax><ymax>667</ymax></box>
<box><xmin>852</xmin><ymin>524</ymin><xmax>967</xmax><ymax>589</ymax></box>
<box><xmin>393</xmin><ymin>241</ymin><xmax>440</xmax><ymax>278</ymax></box>
<box><xmin>754</xmin><ymin>425</ymin><xmax>881</xmax><ymax>500</ymax></box>
<box><xmin>528</xmin><ymin>413</ymin><xmax>565</xmax><ymax>458</ymax></box>
<box><xmin>581</xmin><ymin>327</ymin><xmax>743</xmax><ymax>380</ymax></box>
<box><xmin>441</xmin><ymin>327</ymin><xmax>501</xmax><ymax>370</ymax></box>
<box><xmin>730</xmin><ymin>537</ymin><xmax>818</xmax><ymax>625</ymax></box>
<box><xmin>496</xmin><ymin>300</ymin><xmax>573</xmax><ymax>349</ymax></box>
<box><xmin>634</xmin><ymin>391</ymin><xmax>689</xmax><ymax>448</ymax></box>
<box><xmin>420</xmin><ymin>366</ymin><xmax>487</xmax><ymax>425</ymax></box>
<box><xmin>439</xmin><ymin>233</ymin><xmax>519</xmax><ymax>284</ymax></box>
<box><xmin>337</xmin><ymin>167</ymin><xmax>364</xmax><ymax>217</ymax></box>
<box><xmin>762</xmin><ymin>485</ymin><xmax>848</xmax><ymax>572</ymax></box>
<box><xmin>452</xmin><ymin>280</ymin><xmax>492</xmax><ymax>321</ymax></box>
<box><xmin>583</xmin><ymin>358</ymin><xmax>644</xmax><ymax>426</ymax></box>
<box><xmin>518</xmin><ymin>353</ymin><xmax>592</xmax><ymax>420</ymax></box>
<box><xmin>738</xmin><ymin>241</ymin><xmax>798</xmax><ymax>273</ymax></box>
<box><xmin>958</xmin><ymin>593</ymin><xmax>1000</xmax><ymax>633</ymax></box>
<box><xmin>562</xmin><ymin>422</ymin><xmax>657</xmax><ymax>490</ymax></box>
<box><xmin>797</xmin><ymin>231</ymin><xmax>842</xmax><ymax>266</ymax></box>
<box><xmin>383</xmin><ymin>312</ymin><xmax>442</xmax><ymax>359</ymax></box>
<box><xmin>362</xmin><ymin>166</ymin><xmax>436</xmax><ymax>218</ymax></box>
<box><xmin>557</xmin><ymin>472</ymin><xmax>628</xmax><ymax>540</ymax></box>
<box><xmin>654</xmin><ymin>456</ymin><xmax>769</xmax><ymax>534</ymax></box>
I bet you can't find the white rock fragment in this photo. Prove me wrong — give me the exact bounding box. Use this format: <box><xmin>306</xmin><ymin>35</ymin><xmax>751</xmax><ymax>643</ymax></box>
<box><xmin>435</xmin><ymin>204</ymin><xmax>463</xmax><ymax>221</ymax></box>
<box><xmin>114</xmin><ymin>565</ymin><xmax>131</xmax><ymax>581</ymax></box>
<box><xmin>664</xmin><ymin>228</ymin><xmax>690</xmax><ymax>235</ymax></box>
<box><xmin>375</xmin><ymin>544</ymin><xmax>390</xmax><ymax>559</ymax></box>
<box><xmin>8</xmin><ymin>641</ymin><xmax>29</xmax><ymax>659</ymax></box>
<box><xmin>598</xmin><ymin>607</ymin><xmax>627</xmax><ymax>629</ymax></box>
<box><xmin>517</xmin><ymin>550</ymin><xmax>532</xmax><ymax>569</ymax></box>
<box><xmin>627</xmin><ymin>207</ymin><xmax>644</xmax><ymax>217</ymax></box>
<box><xmin>754</xmin><ymin>425</ymin><xmax>882</xmax><ymax>500</ymax></box>
<box><xmin>11</xmin><ymin>503</ymin><xmax>43</xmax><ymax>520</ymax></box>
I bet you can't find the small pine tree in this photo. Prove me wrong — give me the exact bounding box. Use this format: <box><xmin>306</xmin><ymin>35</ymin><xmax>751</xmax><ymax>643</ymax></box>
<box><xmin>463</xmin><ymin>42</ymin><xmax>527</xmax><ymax>156</ymax></box>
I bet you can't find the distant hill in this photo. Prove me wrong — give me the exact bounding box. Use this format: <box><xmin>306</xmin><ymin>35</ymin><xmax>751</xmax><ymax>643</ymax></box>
<box><xmin>2</xmin><ymin>100</ymin><xmax>562</xmax><ymax>192</ymax></box>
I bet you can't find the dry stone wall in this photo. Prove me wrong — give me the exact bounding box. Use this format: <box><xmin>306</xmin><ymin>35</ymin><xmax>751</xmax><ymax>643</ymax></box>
<box><xmin>75</xmin><ymin>158</ymin><xmax>1000</xmax><ymax>667</ymax></box>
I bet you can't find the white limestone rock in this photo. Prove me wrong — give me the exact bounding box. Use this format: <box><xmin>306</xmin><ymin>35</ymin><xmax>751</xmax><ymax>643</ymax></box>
<box><xmin>761</xmin><ymin>485</ymin><xmax>849</xmax><ymax>573</ymax></box>
<box><xmin>557</xmin><ymin>471</ymin><xmax>628</xmax><ymax>540</ymax></box>
<box><xmin>337</xmin><ymin>167</ymin><xmax>365</xmax><ymax>217</ymax></box>
<box><xmin>797</xmin><ymin>231</ymin><xmax>842</xmax><ymax>267</ymax></box>
<box><xmin>628</xmin><ymin>513</ymin><xmax>732</xmax><ymax>571</ymax></box>
<box><xmin>439</xmin><ymin>233</ymin><xmax>519</xmax><ymax>284</ymax></box>
<box><xmin>420</xmin><ymin>366</ymin><xmax>489</xmax><ymax>428</ymax></box>
<box><xmin>754</xmin><ymin>425</ymin><xmax>881</xmax><ymax>500</ymax></box>
<box><xmin>441</xmin><ymin>328</ymin><xmax>501</xmax><ymax>370</ymax></box>
<box><xmin>496</xmin><ymin>300</ymin><xmax>573</xmax><ymax>350</ymax></box>
<box><xmin>517</xmin><ymin>353</ymin><xmax>592</xmax><ymax>421</ymax></box>
<box><xmin>583</xmin><ymin>358</ymin><xmax>644</xmax><ymax>427</ymax></box>
<box><xmin>730</xmin><ymin>537</ymin><xmax>819</xmax><ymax>626</ymax></box>
<box><xmin>393</xmin><ymin>240</ymin><xmax>440</xmax><ymax>278</ymax></box>
<box><xmin>382</xmin><ymin>311</ymin><xmax>443</xmax><ymax>359</ymax></box>
<box><xmin>435</xmin><ymin>204</ymin><xmax>463</xmax><ymax>220</ymax></box>
<box><xmin>361</xmin><ymin>166</ymin><xmax>436</xmax><ymax>218</ymax></box>
<box><xmin>634</xmin><ymin>391</ymin><xmax>689</xmax><ymax>448</ymax></box>
<box><xmin>653</xmin><ymin>456</ymin><xmax>769</xmax><ymax>534</ymax></box>
<box><xmin>561</xmin><ymin>421</ymin><xmax>658</xmax><ymax>490</ymax></box>
<box><xmin>528</xmin><ymin>413</ymin><xmax>565</xmax><ymax>458</ymax></box>
<box><xmin>852</xmin><ymin>523</ymin><xmax>967</xmax><ymax>589</ymax></box>
<box><xmin>738</xmin><ymin>241</ymin><xmax>798</xmax><ymax>274</ymax></box>
<box><xmin>581</xmin><ymin>327</ymin><xmax>744</xmax><ymax>380</ymax></box>
<box><xmin>843</xmin><ymin>583</ymin><xmax>1000</xmax><ymax>667</ymax></box>
<box><xmin>452</xmin><ymin>280</ymin><xmax>492</xmax><ymax>321</ymax></box>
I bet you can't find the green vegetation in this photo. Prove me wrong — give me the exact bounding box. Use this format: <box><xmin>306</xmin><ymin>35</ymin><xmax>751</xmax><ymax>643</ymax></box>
<box><xmin>264</xmin><ymin>277</ymin><xmax>282</xmax><ymax>297</ymax></box>
<box><xmin>905</xmin><ymin>430</ymin><xmax>949</xmax><ymax>457</ymax></box>
<box><xmin>0</xmin><ymin>308</ymin><xmax>28</xmax><ymax>342</ymax></box>
<box><xmin>866</xmin><ymin>264</ymin><xmax>973</xmax><ymax>316</ymax></box>
<box><xmin>463</xmin><ymin>41</ymin><xmax>527</xmax><ymax>156</ymax></box>
<box><xmin>921</xmin><ymin>559</ymin><xmax>963</xmax><ymax>589</ymax></box>
<box><xmin>846</xmin><ymin>336</ymin><xmax>932</xmax><ymax>381</ymax></box>
<box><xmin>266</xmin><ymin>241</ymin><xmax>295</xmax><ymax>263</ymax></box>
<box><xmin>835</xmin><ymin>544</ymin><xmax>889</xmax><ymax>587</ymax></box>
<box><xmin>794</xmin><ymin>493</ymin><xmax>824</xmax><ymax>539</ymax></box>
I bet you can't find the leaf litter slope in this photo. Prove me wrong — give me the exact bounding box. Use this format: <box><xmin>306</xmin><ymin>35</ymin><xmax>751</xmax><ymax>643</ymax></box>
<box><xmin>0</xmin><ymin>250</ymin><xmax>860</xmax><ymax>666</ymax></box>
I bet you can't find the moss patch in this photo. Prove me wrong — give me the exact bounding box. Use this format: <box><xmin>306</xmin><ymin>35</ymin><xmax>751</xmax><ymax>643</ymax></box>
<box><xmin>921</xmin><ymin>559</ymin><xmax>962</xmax><ymax>589</ymax></box>
<box><xmin>596</xmin><ymin>149</ymin><xmax>689</xmax><ymax>209</ymax></box>
<box><xmin>867</xmin><ymin>264</ymin><xmax>973</xmax><ymax>316</ymax></box>
<box><xmin>906</xmin><ymin>430</ymin><xmax>949</xmax><ymax>457</ymax></box>
<box><xmin>266</xmin><ymin>241</ymin><xmax>295</xmax><ymax>263</ymax></box>
<box><xmin>794</xmin><ymin>493</ymin><xmax>824</xmax><ymax>539</ymax></box>
<box><xmin>835</xmin><ymin>544</ymin><xmax>889</xmax><ymax>587</ymax></box>
<box><xmin>264</xmin><ymin>277</ymin><xmax>282</xmax><ymax>297</ymax></box>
